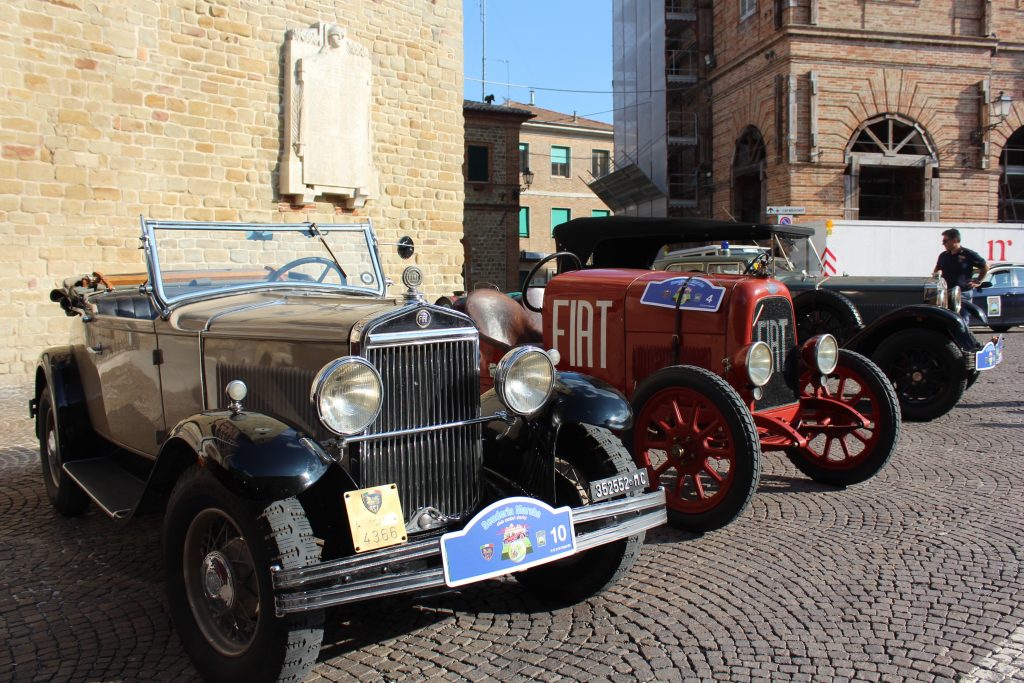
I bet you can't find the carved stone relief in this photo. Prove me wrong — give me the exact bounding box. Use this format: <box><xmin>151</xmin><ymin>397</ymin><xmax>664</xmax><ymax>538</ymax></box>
<box><xmin>280</xmin><ymin>22</ymin><xmax>377</xmax><ymax>207</ymax></box>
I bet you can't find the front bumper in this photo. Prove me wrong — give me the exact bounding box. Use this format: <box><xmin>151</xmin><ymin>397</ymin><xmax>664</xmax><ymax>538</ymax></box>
<box><xmin>271</xmin><ymin>489</ymin><xmax>667</xmax><ymax>616</ymax></box>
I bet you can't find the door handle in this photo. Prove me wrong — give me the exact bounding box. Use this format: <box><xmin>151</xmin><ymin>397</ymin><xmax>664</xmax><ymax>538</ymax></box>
<box><xmin>87</xmin><ymin>344</ymin><xmax>106</xmax><ymax>355</ymax></box>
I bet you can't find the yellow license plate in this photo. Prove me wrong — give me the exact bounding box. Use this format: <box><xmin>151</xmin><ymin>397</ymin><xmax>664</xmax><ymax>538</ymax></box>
<box><xmin>344</xmin><ymin>484</ymin><xmax>408</xmax><ymax>553</ymax></box>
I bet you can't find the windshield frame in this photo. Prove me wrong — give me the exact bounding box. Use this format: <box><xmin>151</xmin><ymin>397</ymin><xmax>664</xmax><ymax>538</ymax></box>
<box><xmin>140</xmin><ymin>218</ymin><xmax>385</xmax><ymax>312</ymax></box>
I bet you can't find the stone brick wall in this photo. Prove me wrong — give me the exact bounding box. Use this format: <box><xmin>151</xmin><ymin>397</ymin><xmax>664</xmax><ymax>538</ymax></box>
<box><xmin>463</xmin><ymin>104</ymin><xmax>530</xmax><ymax>292</ymax></box>
<box><xmin>708</xmin><ymin>1</ymin><xmax>1024</xmax><ymax>225</ymax></box>
<box><xmin>0</xmin><ymin>0</ymin><xmax>464</xmax><ymax>385</ymax></box>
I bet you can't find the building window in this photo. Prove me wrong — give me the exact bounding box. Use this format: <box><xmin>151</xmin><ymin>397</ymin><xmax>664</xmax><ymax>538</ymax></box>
<box><xmin>519</xmin><ymin>143</ymin><xmax>530</xmax><ymax>173</ymax></box>
<box><xmin>591</xmin><ymin>149</ymin><xmax>610</xmax><ymax>178</ymax></box>
<box><xmin>551</xmin><ymin>146</ymin><xmax>570</xmax><ymax>177</ymax></box>
<box><xmin>591</xmin><ymin>209</ymin><xmax>610</xmax><ymax>218</ymax></box>
<box><xmin>519</xmin><ymin>207</ymin><xmax>530</xmax><ymax>237</ymax></box>
<box><xmin>740</xmin><ymin>0</ymin><xmax>756</xmax><ymax>20</ymax></box>
<box><xmin>551</xmin><ymin>208</ymin><xmax>571</xmax><ymax>233</ymax></box>
<box><xmin>467</xmin><ymin>145</ymin><xmax>489</xmax><ymax>182</ymax></box>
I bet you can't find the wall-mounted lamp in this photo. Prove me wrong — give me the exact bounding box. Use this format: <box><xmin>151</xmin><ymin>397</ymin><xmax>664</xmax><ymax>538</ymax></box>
<box><xmin>520</xmin><ymin>168</ymin><xmax>534</xmax><ymax>192</ymax></box>
<box><xmin>971</xmin><ymin>91</ymin><xmax>1013</xmax><ymax>144</ymax></box>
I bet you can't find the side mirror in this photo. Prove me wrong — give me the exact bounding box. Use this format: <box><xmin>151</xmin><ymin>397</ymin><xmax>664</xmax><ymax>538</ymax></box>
<box><xmin>978</xmin><ymin>280</ymin><xmax>993</xmax><ymax>290</ymax></box>
<box><xmin>397</xmin><ymin>236</ymin><xmax>415</xmax><ymax>259</ymax></box>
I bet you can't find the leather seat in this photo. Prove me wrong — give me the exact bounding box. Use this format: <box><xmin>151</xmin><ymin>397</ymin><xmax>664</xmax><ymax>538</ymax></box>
<box><xmin>93</xmin><ymin>293</ymin><xmax>159</xmax><ymax>320</ymax></box>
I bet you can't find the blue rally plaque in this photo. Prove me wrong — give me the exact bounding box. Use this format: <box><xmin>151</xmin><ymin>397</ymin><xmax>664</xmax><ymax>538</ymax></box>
<box><xmin>441</xmin><ymin>497</ymin><xmax>576</xmax><ymax>588</ymax></box>
<box><xmin>976</xmin><ymin>335</ymin><xmax>1005</xmax><ymax>371</ymax></box>
<box><xmin>640</xmin><ymin>276</ymin><xmax>725</xmax><ymax>312</ymax></box>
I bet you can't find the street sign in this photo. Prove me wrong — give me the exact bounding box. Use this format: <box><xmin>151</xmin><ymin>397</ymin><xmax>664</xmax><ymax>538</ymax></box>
<box><xmin>777</xmin><ymin>215</ymin><xmax>793</xmax><ymax>225</ymax></box>
<box><xmin>766</xmin><ymin>206</ymin><xmax>806</xmax><ymax>216</ymax></box>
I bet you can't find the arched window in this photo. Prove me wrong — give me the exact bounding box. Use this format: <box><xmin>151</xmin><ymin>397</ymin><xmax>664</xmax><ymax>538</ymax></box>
<box><xmin>845</xmin><ymin>114</ymin><xmax>939</xmax><ymax>221</ymax></box>
<box><xmin>999</xmin><ymin>127</ymin><xmax>1024</xmax><ymax>222</ymax></box>
<box><xmin>732</xmin><ymin>126</ymin><xmax>766</xmax><ymax>223</ymax></box>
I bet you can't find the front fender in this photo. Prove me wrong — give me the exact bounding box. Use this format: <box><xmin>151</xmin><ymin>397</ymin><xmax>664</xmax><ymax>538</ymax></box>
<box><xmin>479</xmin><ymin>371</ymin><xmax>631</xmax><ymax>503</ymax></box>
<box><xmin>961</xmin><ymin>298</ymin><xmax>988</xmax><ymax>326</ymax></box>
<box><xmin>844</xmin><ymin>304</ymin><xmax>978</xmax><ymax>356</ymax></box>
<box><xmin>162</xmin><ymin>410</ymin><xmax>332</xmax><ymax>501</ymax></box>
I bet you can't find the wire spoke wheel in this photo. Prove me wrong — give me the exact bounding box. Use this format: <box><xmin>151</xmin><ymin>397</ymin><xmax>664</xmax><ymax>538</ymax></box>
<box><xmin>183</xmin><ymin>508</ymin><xmax>260</xmax><ymax>657</ymax></box>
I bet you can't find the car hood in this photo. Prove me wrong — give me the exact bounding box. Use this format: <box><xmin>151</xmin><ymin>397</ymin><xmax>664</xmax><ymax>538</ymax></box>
<box><xmin>777</xmin><ymin>272</ymin><xmax>931</xmax><ymax>292</ymax></box>
<box><xmin>169</xmin><ymin>290</ymin><xmax>399</xmax><ymax>342</ymax></box>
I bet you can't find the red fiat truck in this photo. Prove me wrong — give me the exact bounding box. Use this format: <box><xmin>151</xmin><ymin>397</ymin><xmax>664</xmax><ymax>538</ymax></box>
<box><xmin>464</xmin><ymin>217</ymin><xmax>901</xmax><ymax>533</ymax></box>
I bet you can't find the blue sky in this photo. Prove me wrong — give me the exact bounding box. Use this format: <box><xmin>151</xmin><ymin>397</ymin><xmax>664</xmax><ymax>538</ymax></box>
<box><xmin>462</xmin><ymin>0</ymin><xmax>614</xmax><ymax>123</ymax></box>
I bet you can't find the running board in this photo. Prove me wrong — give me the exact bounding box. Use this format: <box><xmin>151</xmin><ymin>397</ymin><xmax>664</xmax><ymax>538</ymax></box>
<box><xmin>63</xmin><ymin>457</ymin><xmax>146</xmax><ymax>519</ymax></box>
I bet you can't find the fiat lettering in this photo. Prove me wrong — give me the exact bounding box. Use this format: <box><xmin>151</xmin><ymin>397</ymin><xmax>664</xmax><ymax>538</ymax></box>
<box><xmin>551</xmin><ymin>299</ymin><xmax>612</xmax><ymax>369</ymax></box>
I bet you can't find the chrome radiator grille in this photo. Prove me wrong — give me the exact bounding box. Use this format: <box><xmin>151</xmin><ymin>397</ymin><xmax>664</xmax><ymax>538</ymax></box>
<box><xmin>358</xmin><ymin>336</ymin><xmax>482</xmax><ymax>523</ymax></box>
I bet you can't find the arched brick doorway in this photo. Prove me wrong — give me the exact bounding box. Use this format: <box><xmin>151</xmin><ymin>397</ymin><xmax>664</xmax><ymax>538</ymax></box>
<box><xmin>844</xmin><ymin>114</ymin><xmax>939</xmax><ymax>221</ymax></box>
<box><xmin>732</xmin><ymin>126</ymin><xmax>766</xmax><ymax>223</ymax></box>
<box><xmin>999</xmin><ymin>127</ymin><xmax>1024</xmax><ymax>222</ymax></box>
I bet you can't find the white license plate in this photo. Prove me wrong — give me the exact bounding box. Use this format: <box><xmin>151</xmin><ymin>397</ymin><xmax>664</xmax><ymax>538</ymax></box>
<box><xmin>589</xmin><ymin>469</ymin><xmax>650</xmax><ymax>502</ymax></box>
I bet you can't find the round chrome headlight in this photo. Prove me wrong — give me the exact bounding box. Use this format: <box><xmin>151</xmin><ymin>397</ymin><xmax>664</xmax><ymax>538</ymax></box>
<box><xmin>310</xmin><ymin>357</ymin><xmax>383</xmax><ymax>435</ymax></box>
<box><xmin>948</xmin><ymin>285</ymin><xmax>962</xmax><ymax>313</ymax></box>
<box><xmin>927</xmin><ymin>277</ymin><xmax>948</xmax><ymax>306</ymax></box>
<box><xmin>494</xmin><ymin>347</ymin><xmax>555</xmax><ymax>416</ymax></box>
<box><xmin>746</xmin><ymin>342</ymin><xmax>773</xmax><ymax>387</ymax></box>
<box><xmin>812</xmin><ymin>334</ymin><xmax>840</xmax><ymax>375</ymax></box>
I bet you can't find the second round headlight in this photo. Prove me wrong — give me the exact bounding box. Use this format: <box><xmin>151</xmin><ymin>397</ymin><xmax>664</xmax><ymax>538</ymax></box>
<box><xmin>494</xmin><ymin>347</ymin><xmax>555</xmax><ymax>416</ymax></box>
<box><xmin>746</xmin><ymin>342</ymin><xmax>774</xmax><ymax>387</ymax></box>
<box><xmin>311</xmin><ymin>357</ymin><xmax>383</xmax><ymax>435</ymax></box>
<box><xmin>813</xmin><ymin>334</ymin><xmax>839</xmax><ymax>375</ymax></box>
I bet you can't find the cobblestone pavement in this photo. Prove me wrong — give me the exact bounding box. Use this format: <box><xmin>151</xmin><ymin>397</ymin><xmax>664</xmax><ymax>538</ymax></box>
<box><xmin>2</xmin><ymin>333</ymin><xmax>1023</xmax><ymax>682</ymax></box>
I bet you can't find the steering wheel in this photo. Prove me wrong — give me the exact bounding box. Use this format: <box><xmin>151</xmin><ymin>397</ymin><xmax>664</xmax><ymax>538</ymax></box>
<box><xmin>520</xmin><ymin>251</ymin><xmax>583</xmax><ymax>312</ymax></box>
<box><xmin>743</xmin><ymin>251</ymin><xmax>770</xmax><ymax>276</ymax></box>
<box><xmin>267</xmin><ymin>257</ymin><xmax>347</xmax><ymax>284</ymax></box>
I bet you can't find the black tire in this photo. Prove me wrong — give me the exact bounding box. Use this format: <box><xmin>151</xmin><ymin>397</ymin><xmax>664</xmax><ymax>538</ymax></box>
<box><xmin>872</xmin><ymin>328</ymin><xmax>967</xmax><ymax>422</ymax></box>
<box><xmin>164</xmin><ymin>467</ymin><xmax>324</xmax><ymax>682</ymax></box>
<box><xmin>37</xmin><ymin>386</ymin><xmax>90</xmax><ymax>516</ymax></box>
<box><xmin>990</xmin><ymin>324</ymin><xmax>1012</xmax><ymax>333</ymax></box>
<box><xmin>514</xmin><ymin>424</ymin><xmax>644</xmax><ymax>604</ymax></box>
<box><xmin>627</xmin><ymin>366</ymin><xmax>761</xmax><ymax>533</ymax></box>
<box><xmin>785</xmin><ymin>350</ymin><xmax>901</xmax><ymax>486</ymax></box>
<box><xmin>792</xmin><ymin>290</ymin><xmax>864</xmax><ymax>344</ymax></box>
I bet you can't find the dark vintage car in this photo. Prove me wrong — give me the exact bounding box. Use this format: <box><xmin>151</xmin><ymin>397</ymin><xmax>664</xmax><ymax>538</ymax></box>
<box><xmin>460</xmin><ymin>216</ymin><xmax>902</xmax><ymax>535</ymax></box>
<box><xmin>35</xmin><ymin>219</ymin><xmax>666</xmax><ymax>682</ymax></box>
<box><xmin>651</xmin><ymin>224</ymin><xmax>1005</xmax><ymax>421</ymax></box>
<box><xmin>969</xmin><ymin>262</ymin><xmax>1024</xmax><ymax>332</ymax></box>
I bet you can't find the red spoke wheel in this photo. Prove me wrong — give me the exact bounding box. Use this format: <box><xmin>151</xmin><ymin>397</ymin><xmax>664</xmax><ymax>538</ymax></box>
<box><xmin>628</xmin><ymin>366</ymin><xmax>760</xmax><ymax>533</ymax></box>
<box><xmin>786</xmin><ymin>349</ymin><xmax>901</xmax><ymax>486</ymax></box>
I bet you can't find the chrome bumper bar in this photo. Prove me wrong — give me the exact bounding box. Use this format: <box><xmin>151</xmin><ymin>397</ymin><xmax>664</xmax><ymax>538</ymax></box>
<box><xmin>272</xmin><ymin>489</ymin><xmax>667</xmax><ymax>616</ymax></box>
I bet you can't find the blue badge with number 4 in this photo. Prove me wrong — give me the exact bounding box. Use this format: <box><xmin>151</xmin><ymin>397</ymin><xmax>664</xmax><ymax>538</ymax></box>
<box><xmin>441</xmin><ymin>497</ymin><xmax>576</xmax><ymax>587</ymax></box>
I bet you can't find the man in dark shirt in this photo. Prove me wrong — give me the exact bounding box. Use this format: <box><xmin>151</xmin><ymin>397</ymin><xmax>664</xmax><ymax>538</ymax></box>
<box><xmin>932</xmin><ymin>228</ymin><xmax>988</xmax><ymax>325</ymax></box>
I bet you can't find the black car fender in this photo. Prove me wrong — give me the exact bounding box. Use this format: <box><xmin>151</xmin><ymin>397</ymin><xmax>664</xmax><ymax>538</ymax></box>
<box><xmin>33</xmin><ymin>347</ymin><xmax>96</xmax><ymax>461</ymax></box>
<box><xmin>146</xmin><ymin>411</ymin><xmax>334</xmax><ymax>506</ymax></box>
<box><xmin>843</xmin><ymin>304</ymin><xmax>978</xmax><ymax>356</ymax></box>
<box><xmin>480</xmin><ymin>371</ymin><xmax>631</xmax><ymax>503</ymax></box>
<box><xmin>961</xmin><ymin>297</ymin><xmax>988</xmax><ymax>326</ymax></box>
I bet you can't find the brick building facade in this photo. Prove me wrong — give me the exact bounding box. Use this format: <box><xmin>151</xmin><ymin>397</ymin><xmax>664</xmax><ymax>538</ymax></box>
<box><xmin>0</xmin><ymin>1</ymin><xmax>465</xmax><ymax>385</ymax></box>
<box><xmin>613</xmin><ymin>1</ymin><xmax>1024</xmax><ymax>225</ymax></box>
<box><xmin>462</xmin><ymin>100</ymin><xmax>532</xmax><ymax>292</ymax></box>
<box><xmin>509</xmin><ymin>101</ymin><xmax>613</xmax><ymax>286</ymax></box>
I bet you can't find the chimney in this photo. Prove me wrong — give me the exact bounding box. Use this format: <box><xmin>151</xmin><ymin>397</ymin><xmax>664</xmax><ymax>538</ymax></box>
<box><xmin>529</xmin><ymin>89</ymin><xmax>535</xmax><ymax>105</ymax></box>
<box><xmin>573</xmin><ymin>111</ymin><xmax>577</xmax><ymax>122</ymax></box>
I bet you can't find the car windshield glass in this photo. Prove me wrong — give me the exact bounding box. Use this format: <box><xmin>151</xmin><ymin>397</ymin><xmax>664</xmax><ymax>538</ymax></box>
<box><xmin>147</xmin><ymin>223</ymin><xmax>382</xmax><ymax>304</ymax></box>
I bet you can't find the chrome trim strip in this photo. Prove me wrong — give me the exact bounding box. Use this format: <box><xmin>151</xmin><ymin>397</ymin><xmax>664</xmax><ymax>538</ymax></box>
<box><xmin>365</xmin><ymin>328</ymin><xmax>478</xmax><ymax>345</ymax></box>
<box><xmin>273</xmin><ymin>536</ymin><xmax>441</xmax><ymax>590</ymax></box>
<box><xmin>272</xmin><ymin>489</ymin><xmax>667</xmax><ymax>615</ymax></box>
<box><xmin>341</xmin><ymin>412</ymin><xmax>510</xmax><ymax>445</ymax></box>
